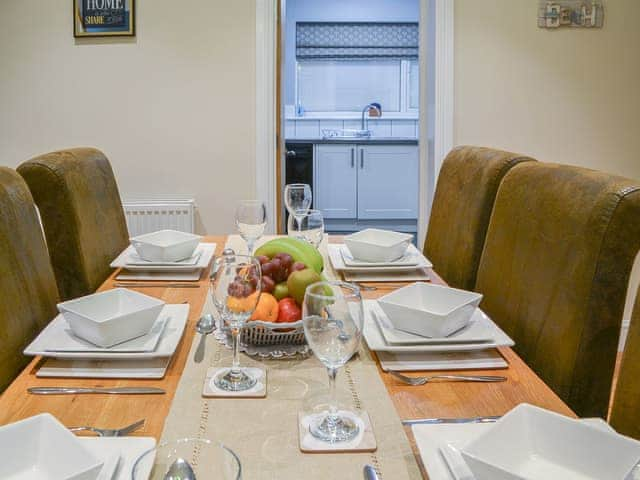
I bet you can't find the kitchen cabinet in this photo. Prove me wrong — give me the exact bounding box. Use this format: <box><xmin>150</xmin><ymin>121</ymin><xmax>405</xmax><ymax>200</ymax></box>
<box><xmin>357</xmin><ymin>145</ymin><xmax>418</xmax><ymax>220</ymax></box>
<box><xmin>314</xmin><ymin>143</ymin><xmax>418</xmax><ymax>221</ymax></box>
<box><xmin>314</xmin><ymin>144</ymin><xmax>358</xmax><ymax>219</ymax></box>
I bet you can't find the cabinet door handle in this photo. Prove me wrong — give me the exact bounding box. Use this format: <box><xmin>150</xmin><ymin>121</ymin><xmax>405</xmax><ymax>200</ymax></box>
<box><xmin>351</xmin><ymin>148</ymin><xmax>355</xmax><ymax>168</ymax></box>
<box><xmin>360</xmin><ymin>149</ymin><xmax>364</xmax><ymax>169</ymax></box>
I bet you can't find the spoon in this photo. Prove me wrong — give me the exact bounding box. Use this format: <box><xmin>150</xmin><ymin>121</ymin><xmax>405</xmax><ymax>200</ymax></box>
<box><xmin>164</xmin><ymin>457</ymin><xmax>196</xmax><ymax>480</ymax></box>
<box><xmin>194</xmin><ymin>313</ymin><xmax>215</xmax><ymax>363</ymax></box>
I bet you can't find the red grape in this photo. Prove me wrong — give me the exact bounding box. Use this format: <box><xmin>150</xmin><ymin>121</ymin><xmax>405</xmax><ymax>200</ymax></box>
<box><xmin>290</xmin><ymin>261</ymin><xmax>306</xmax><ymax>273</ymax></box>
<box><xmin>275</xmin><ymin>253</ymin><xmax>293</xmax><ymax>269</ymax></box>
<box><xmin>257</xmin><ymin>255</ymin><xmax>270</xmax><ymax>265</ymax></box>
<box><xmin>261</xmin><ymin>262</ymin><xmax>276</xmax><ymax>277</ymax></box>
<box><xmin>261</xmin><ymin>275</ymin><xmax>275</xmax><ymax>293</ymax></box>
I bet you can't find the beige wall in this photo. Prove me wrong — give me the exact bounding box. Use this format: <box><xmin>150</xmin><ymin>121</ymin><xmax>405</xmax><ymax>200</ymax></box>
<box><xmin>0</xmin><ymin>0</ymin><xmax>256</xmax><ymax>234</ymax></box>
<box><xmin>454</xmin><ymin>0</ymin><xmax>640</xmax><ymax>180</ymax></box>
<box><xmin>454</xmin><ymin>0</ymin><xmax>640</xmax><ymax>333</ymax></box>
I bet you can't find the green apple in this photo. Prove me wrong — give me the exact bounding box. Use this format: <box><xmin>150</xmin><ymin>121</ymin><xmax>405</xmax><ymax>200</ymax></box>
<box><xmin>273</xmin><ymin>282</ymin><xmax>289</xmax><ymax>301</ymax></box>
<box><xmin>287</xmin><ymin>268</ymin><xmax>322</xmax><ymax>305</ymax></box>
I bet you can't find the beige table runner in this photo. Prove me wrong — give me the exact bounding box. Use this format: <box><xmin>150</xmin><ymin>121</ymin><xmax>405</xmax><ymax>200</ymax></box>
<box><xmin>160</xmin><ymin>236</ymin><xmax>421</xmax><ymax>479</ymax></box>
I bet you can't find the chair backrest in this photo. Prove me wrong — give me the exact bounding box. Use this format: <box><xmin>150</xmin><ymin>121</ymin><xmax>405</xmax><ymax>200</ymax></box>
<box><xmin>424</xmin><ymin>146</ymin><xmax>534</xmax><ymax>290</ymax></box>
<box><xmin>475</xmin><ymin>162</ymin><xmax>640</xmax><ymax>418</ymax></box>
<box><xmin>0</xmin><ymin>167</ymin><xmax>59</xmax><ymax>391</ymax></box>
<box><xmin>18</xmin><ymin>148</ymin><xmax>129</xmax><ymax>300</ymax></box>
<box><xmin>610</xmin><ymin>285</ymin><xmax>640</xmax><ymax>438</ymax></box>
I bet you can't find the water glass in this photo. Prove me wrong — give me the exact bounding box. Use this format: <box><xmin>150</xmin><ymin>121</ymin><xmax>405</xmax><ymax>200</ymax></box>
<box><xmin>284</xmin><ymin>183</ymin><xmax>312</xmax><ymax>233</ymax></box>
<box><xmin>211</xmin><ymin>255</ymin><xmax>261</xmax><ymax>391</ymax></box>
<box><xmin>302</xmin><ymin>281</ymin><xmax>363</xmax><ymax>443</ymax></box>
<box><xmin>235</xmin><ymin>200</ymin><xmax>267</xmax><ymax>255</ymax></box>
<box><xmin>287</xmin><ymin>209</ymin><xmax>324</xmax><ymax>247</ymax></box>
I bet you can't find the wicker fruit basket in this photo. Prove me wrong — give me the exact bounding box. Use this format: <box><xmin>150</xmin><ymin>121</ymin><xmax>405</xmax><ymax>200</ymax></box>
<box><xmin>240</xmin><ymin>320</ymin><xmax>306</xmax><ymax>346</ymax></box>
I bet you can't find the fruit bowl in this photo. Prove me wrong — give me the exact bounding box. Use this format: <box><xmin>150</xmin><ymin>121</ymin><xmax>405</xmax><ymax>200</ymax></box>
<box><xmin>241</xmin><ymin>319</ymin><xmax>306</xmax><ymax>346</ymax></box>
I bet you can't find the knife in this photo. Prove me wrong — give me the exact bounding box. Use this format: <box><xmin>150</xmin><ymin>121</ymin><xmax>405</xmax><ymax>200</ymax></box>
<box><xmin>363</xmin><ymin>465</ymin><xmax>379</xmax><ymax>480</ymax></box>
<box><xmin>402</xmin><ymin>416</ymin><xmax>500</xmax><ymax>426</ymax></box>
<box><xmin>28</xmin><ymin>387</ymin><xmax>165</xmax><ymax>395</ymax></box>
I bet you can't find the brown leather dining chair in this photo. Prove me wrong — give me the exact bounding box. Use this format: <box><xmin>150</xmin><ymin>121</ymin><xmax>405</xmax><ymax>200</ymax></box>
<box><xmin>610</xmin><ymin>284</ymin><xmax>640</xmax><ymax>439</ymax></box>
<box><xmin>424</xmin><ymin>146</ymin><xmax>535</xmax><ymax>291</ymax></box>
<box><xmin>475</xmin><ymin>161</ymin><xmax>640</xmax><ymax>418</ymax></box>
<box><xmin>0</xmin><ymin>168</ymin><xmax>59</xmax><ymax>392</ymax></box>
<box><xmin>18</xmin><ymin>148</ymin><xmax>129</xmax><ymax>301</ymax></box>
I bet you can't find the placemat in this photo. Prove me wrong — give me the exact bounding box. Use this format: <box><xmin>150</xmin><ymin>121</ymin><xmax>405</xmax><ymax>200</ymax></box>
<box><xmin>159</xmin><ymin>235</ymin><xmax>421</xmax><ymax>479</ymax></box>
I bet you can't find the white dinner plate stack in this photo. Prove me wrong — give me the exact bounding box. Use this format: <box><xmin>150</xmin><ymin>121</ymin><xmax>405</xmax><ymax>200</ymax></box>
<box><xmin>24</xmin><ymin>303</ymin><xmax>190</xmax><ymax>379</ymax></box>
<box><xmin>362</xmin><ymin>300</ymin><xmax>514</xmax><ymax>371</ymax></box>
<box><xmin>110</xmin><ymin>242</ymin><xmax>216</xmax><ymax>281</ymax></box>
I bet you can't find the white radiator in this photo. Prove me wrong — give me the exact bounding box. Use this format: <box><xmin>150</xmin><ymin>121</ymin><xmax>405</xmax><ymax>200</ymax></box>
<box><xmin>122</xmin><ymin>198</ymin><xmax>196</xmax><ymax>236</ymax></box>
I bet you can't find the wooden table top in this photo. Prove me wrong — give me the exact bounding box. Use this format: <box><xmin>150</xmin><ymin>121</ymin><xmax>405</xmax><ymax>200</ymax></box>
<box><xmin>0</xmin><ymin>235</ymin><xmax>573</xmax><ymax>477</ymax></box>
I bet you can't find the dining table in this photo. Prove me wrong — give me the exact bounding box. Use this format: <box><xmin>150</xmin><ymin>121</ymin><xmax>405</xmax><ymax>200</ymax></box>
<box><xmin>0</xmin><ymin>234</ymin><xmax>574</xmax><ymax>479</ymax></box>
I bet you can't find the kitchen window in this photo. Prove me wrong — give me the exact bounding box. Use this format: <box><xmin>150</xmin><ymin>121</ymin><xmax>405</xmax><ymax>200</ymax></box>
<box><xmin>295</xmin><ymin>22</ymin><xmax>419</xmax><ymax>116</ymax></box>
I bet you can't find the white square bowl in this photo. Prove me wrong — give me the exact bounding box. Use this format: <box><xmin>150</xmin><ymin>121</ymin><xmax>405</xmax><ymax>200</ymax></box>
<box><xmin>461</xmin><ymin>403</ymin><xmax>640</xmax><ymax>480</ymax></box>
<box><xmin>130</xmin><ymin>229</ymin><xmax>202</xmax><ymax>262</ymax></box>
<box><xmin>57</xmin><ymin>288</ymin><xmax>165</xmax><ymax>348</ymax></box>
<box><xmin>0</xmin><ymin>413</ymin><xmax>103</xmax><ymax>480</ymax></box>
<box><xmin>377</xmin><ymin>282</ymin><xmax>482</xmax><ymax>338</ymax></box>
<box><xmin>344</xmin><ymin>228</ymin><xmax>413</xmax><ymax>263</ymax></box>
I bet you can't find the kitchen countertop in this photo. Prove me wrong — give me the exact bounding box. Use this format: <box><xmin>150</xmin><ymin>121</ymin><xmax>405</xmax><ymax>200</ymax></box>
<box><xmin>285</xmin><ymin>137</ymin><xmax>419</xmax><ymax>145</ymax></box>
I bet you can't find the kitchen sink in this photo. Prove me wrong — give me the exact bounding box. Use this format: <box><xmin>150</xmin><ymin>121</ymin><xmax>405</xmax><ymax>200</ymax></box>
<box><xmin>322</xmin><ymin>128</ymin><xmax>371</xmax><ymax>140</ymax></box>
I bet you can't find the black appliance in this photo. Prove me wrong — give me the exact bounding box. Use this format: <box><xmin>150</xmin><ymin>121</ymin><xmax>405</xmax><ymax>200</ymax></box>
<box><xmin>283</xmin><ymin>142</ymin><xmax>314</xmax><ymax>229</ymax></box>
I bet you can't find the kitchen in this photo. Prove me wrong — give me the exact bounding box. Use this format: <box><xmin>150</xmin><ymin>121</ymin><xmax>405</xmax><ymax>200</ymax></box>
<box><xmin>281</xmin><ymin>0</ymin><xmax>428</xmax><ymax>242</ymax></box>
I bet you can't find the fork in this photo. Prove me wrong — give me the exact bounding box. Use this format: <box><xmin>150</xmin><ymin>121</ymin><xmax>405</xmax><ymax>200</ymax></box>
<box><xmin>389</xmin><ymin>370</ymin><xmax>507</xmax><ymax>385</ymax></box>
<box><xmin>68</xmin><ymin>418</ymin><xmax>145</xmax><ymax>437</ymax></box>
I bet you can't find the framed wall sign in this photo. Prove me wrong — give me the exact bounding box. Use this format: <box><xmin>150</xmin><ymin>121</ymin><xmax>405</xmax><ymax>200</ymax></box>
<box><xmin>74</xmin><ymin>0</ymin><xmax>135</xmax><ymax>37</ymax></box>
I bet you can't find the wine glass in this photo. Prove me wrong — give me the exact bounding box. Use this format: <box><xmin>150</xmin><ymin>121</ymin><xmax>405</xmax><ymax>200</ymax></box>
<box><xmin>132</xmin><ymin>438</ymin><xmax>241</xmax><ymax>479</ymax></box>
<box><xmin>211</xmin><ymin>255</ymin><xmax>261</xmax><ymax>391</ymax></box>
<box><xmin>235</xmin><ymin>200</ymin><xmax>267</xmax><ymax>255</ymax></box>
<box><xmin>284</xmin><ymin>183</ymin><xmax>312</xmax><ymax>234</ymax></box>
<box><xmin>287</xmin><ymin>209</ymin><xmax>324</xmax><ymax>247</ymax></box>
<box><xmin>302</xmin><ymin>281</ymin><xmax>363</xmax><ymax>443</ymax></box>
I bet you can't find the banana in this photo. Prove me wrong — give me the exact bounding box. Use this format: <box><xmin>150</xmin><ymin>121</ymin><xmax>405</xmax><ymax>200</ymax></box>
<box><xmin>255</xmin><ymin>237</ymin><xmax>324</xmax><ymax>273</ymax></box>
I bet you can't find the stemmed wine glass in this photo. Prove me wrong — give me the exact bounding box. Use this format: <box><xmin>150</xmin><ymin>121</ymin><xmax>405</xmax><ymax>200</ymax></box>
<box><xmin>211</xmin><ymin>254</ymin><xmax>261</xmax><ymax>391</ymax></box>
<box><xmin>302</xmin><ymin>281</ymin><xmax>364</xmax><ymax>443</ymax></box>
<box><xmin>235</xmin><ymin>200</ymin><xmax>267</xmax><ymax>255</ymax></box>
<box><xmin>287</xmin><ymin>209</ymin><xmax>324</xmax><ymax>247</ymax></box>
<box><xmin>284</xmin><ymin>184</ymin><xmax>312</xmax><ymax>235</ymax></box>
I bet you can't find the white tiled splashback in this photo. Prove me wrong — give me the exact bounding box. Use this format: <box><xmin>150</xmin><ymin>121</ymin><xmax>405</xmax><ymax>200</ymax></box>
<box><xmin>285</xmin><ymin>118</ymin><xmax>418</xmax><ymax>139</ymax></box>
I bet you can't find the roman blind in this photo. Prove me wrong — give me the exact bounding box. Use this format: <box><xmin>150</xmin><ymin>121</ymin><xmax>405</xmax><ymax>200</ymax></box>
<box><xmin>296</xmin><ymin>22</ymin><xmax>419</xmax><ymax>60</ymax></box>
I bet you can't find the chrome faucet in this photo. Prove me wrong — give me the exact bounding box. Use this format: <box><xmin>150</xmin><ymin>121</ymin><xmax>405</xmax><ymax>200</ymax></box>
<box><xmin>360</xmin><ymin>103</ymin><xmax>382</xmax><ymax>136</ymax></box>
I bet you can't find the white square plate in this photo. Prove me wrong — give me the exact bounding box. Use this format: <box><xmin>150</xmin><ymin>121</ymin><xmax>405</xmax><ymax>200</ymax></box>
<box><xmin>25</xmin><ymin>304</ymin><xmax>189</xmax><ymax>360</ymax></box>
<box><xmin>411</xmin><ymin>418</ymin><xmax>629</xmax><ymax>480</ymax></box>
<box><xmin>362</xmin><ymin>300</ymin><xmax>514</xmax><ymax>353</ymax></box>
<box><xmin>80</xmin><ymin>437</ymin><xmax>156</xmax><ymax>480</ymax></box>
<box><xmin>110</xmin><ymin>243</ymin><xmax>216</xmax><ymax>272</ymax></box>
<box><xmin>340</xmin><ymin>244</ymin><xmax>420</xmax><ymax>267</ymax></box>
<box><xmin>37</xmin><ymin>357</ymin><xmax>171</xmax><ymax>379</ymax></box>
<box><xmin>328</xmin><ymin>244</ymin><xmax>432</xmax><ymax>273</ymax></box>
<box><xmin>27</xmin><ymin>315</ymin><xmax>168</xmax><ymax>354</ymax></box>
<box><xmin>124</xmin><ymin>250</ymin><xmax>202</xmax><ymax>267</ymax></box>
<box><xmin>369</xmin><ymin>300</ymin><xmax>494</xmax><ymax>345</ymax></box>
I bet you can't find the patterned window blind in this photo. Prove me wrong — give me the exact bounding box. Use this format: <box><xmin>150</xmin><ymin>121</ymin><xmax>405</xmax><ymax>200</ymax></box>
<box><xmin>296</xmin><ymin>22</ymin><xmax>419</xmax><ymax>60</ymax></box>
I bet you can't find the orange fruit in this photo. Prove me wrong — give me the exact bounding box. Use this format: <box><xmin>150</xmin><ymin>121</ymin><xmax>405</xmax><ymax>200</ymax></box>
<box><xmin>226</xmin><ymin>291</ymin><xmax>260</xmax><ymax>313</ymax></box>
<box><xmin>249</xmin><ymin>292</ymin><xmax>279</xmax><ymax>322</ymax></box>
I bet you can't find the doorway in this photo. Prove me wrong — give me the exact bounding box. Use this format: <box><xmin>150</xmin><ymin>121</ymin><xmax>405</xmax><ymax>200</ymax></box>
<box><xmin>258</xmin><ymin>0</ymin><xmax>453</xmax><ymax>242</ymax></box>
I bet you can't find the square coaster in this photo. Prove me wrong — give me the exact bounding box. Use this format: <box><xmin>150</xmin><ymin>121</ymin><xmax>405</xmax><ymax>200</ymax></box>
<box><xmin>298</xmin><ymin>410</ymin><xmax>377</xmax><ymax>453</ymax></box>
<box><xmin>202</xmin><ymin>367</ymin><xmax>267</xmax><ymax>398</ymax></box>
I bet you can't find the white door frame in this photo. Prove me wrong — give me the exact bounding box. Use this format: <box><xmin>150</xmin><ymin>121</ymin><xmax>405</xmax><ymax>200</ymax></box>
<box><xmin>255</xmin><ymin>0</ymin><xmax>454</xmax><ymax>240</ymax></box>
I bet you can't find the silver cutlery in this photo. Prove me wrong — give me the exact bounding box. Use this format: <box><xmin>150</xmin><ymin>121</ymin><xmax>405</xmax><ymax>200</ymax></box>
<box><xmin>194</xmin><ymin>313</ymin><xmax>215</xmax><ymax>363</ymax></box>
<box><xmin>164</xmin><ymin>457</ymin><xmax>196</xmax><ymax>480</ymax></box>
<box><xmin>363</xmin><ymin>464</ymin><xmax>380</xmax><ymax>480</ymax></box>
<box><xmin>28</xmin><ymin>386</ymin><xmax>165</xmax><ymax>395</ymax></box>
<box><xmin>69</xmin><ymin>418</ymin><xmax>145</xmax><ymax>437</ymax></box>
<box><xmin>114</xmin><ymin>282</ymin><xmax>201</xmax><ymax>288</ymax></box>
<box><xmin>389</xmin><ymin>370</ymin><xmax>507</xmax><ymax>386</ymax></box>
<box><xmin>402</xmin><ymin>416</ymin><xmax>500</xmax><ymax>426</ymax></box>
<box><xmin>354</xmin><ymin>282</ymin><xmax>378</xmax><ymax>291</ymax></box>
<box><xmin>440</xmin><ymin>443</ymin><xmax>476</xmax><ymax>480</ymax></box>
